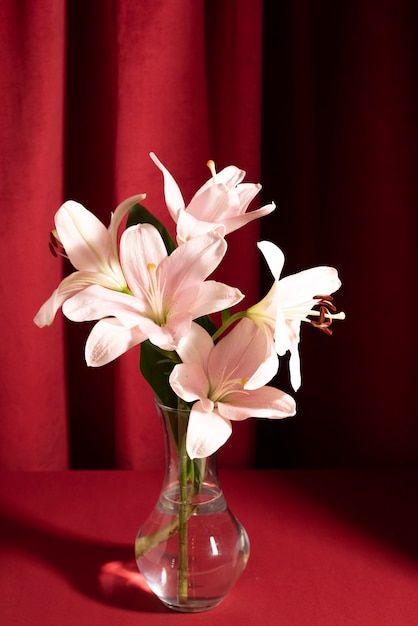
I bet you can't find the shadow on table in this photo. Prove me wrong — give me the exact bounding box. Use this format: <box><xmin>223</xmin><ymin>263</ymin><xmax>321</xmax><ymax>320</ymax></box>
<box><xmin>0</xmin><ymin>507</ymin><xmax>169</xmax><ymax>613</ymax></box>
<box><xmin>267</xmin><ymin>467</ymin><xmax>418</xmax><ymax>564</ymax></box>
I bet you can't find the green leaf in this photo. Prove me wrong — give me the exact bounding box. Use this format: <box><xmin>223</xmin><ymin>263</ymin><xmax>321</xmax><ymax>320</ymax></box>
<box><xmin>194</xmin><ymin>315</ymin><xmax>217</xmax><ymax>336</ymax></box>
<box><xmin>127</xmin><ymin>203</ymin><xmax>176</xmax><ymax>254</ymax></box>
<box><xmin>139</xmin><ymin>340</ymin><xmax>179</xmax><ymax>408</ymax></box>
<box><xmin>187</xmin><ymin>457</ymin><xmax>206</xmax><ymax>494</ymax></box>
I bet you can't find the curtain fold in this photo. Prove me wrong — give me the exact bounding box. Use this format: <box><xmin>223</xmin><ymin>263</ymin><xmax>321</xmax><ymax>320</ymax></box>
<box><xmin>0</xmin><ymin>1</ymin><xmax>68</xmax><ymax>469</ymax></box>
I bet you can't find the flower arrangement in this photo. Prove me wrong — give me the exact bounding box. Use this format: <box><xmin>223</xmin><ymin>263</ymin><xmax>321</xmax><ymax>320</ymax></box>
<box><xmin>34</xmin><ymin>153</ymin><xmax>345</xmax><ymax>609</ymax></box>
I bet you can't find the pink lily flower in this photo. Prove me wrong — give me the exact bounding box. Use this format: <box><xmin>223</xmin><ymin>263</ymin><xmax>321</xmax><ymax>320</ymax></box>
<box><xmin>247</xmin><ymin>241</ymin><xmax>346</xmax><ymax>391</ymax></box>
<box><xmin>34</xmin><ymin>194</ymin><xmax>146</xmax><ymax>327</ymax></box>
<box><xmin>169</xmin><ymin>318</ymin><xmax>296</xmax><ymax>458</ymax></box>
<box><xmin>149</xmin><ymin>152</ymin><xmax>276</xmax><ymax>244</ymax></box>
<box><xmin>63</xmin><ymin>223</ymin><xmax>244</xmax><ymax>364</ymax></box>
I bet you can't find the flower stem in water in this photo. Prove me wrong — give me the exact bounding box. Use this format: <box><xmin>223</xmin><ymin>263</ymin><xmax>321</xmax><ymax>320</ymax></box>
<box><xmin>177</xmin><ymin>410</ymin><xmax>189</xmax><ymax>604</ymax></box>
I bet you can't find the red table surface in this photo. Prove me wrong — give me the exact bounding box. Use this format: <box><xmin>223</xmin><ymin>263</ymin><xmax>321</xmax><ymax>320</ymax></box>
<box><xmin>1</xmin><ymin>469</ymin><xmax>418</xmax><ymax>625</ymax></box>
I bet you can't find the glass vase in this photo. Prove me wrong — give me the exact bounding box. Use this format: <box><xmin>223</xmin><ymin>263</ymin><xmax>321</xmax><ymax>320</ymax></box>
<box><xmin>135</xmin><ymin>400</ymin><xmax>250</xmax><ymax>613</ymax></box>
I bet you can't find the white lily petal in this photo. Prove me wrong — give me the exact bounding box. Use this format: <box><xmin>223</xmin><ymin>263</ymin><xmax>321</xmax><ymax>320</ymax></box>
<box><xmin>159</xmin><ymin>231</ymin><xmax>227</xmax><ymax>299</ymax></box>
<box><xmin>144</xmin><ymin>313</ymin><xmax>192</xmax><ymax>351</ymax></box>
<box><xmin>289</xmin><ymin>346</ymin><xmax>302</xmax><ymax>392</ymax></box>
<box><xmin>33</xmin><ymin>270</ymin><xmax>123</xmax><ymax>327</ymax></box>
<box><xmin>109</xmin><ymin>193</ymin><xmax>146</xmax><ymax>276</ymax></box>
<box><xmin>217</xmin><ymin>386</ymin><xmax>296</xmax><ymax>420</ymax></box>
<box><xmin>187</xmin><ymin>184</ymin><xmax>240</xmax><ymax>222</ymax></box>
<box><xmin>191</xmin><ymin>281</ymin><xmax>244</xmax><ymax>318</ymax></box>
<box><xmin>194</xmin><ymin>165</ymin><xmax>246</xmax><ymax>196</ymax></box>
<box><xmin>175</xmin><ymin>322</ymin><xmax>213</xmax><ymax>366</ymax></box>
<box><xmin>33</xmin><ymin>287</ymin><xmax>63</xmax><ymax>327</ymax></box>
<box><xmin>276</xmin><ymin>266</ymin><xmax>342</xmax><ymax>306</ymax></box>
<box><xmin>257</xmin><ymin>240</ymin><xmax>285</xmax><ymax>281</ymax></box>
<box><xmin>169</xmin><ymin>362</ymin><xmax>211</xmax><ymax>404</ymax></box>
<box><xmin>63</xmin><ymin>285</ymin><xmax>141</xmax><ymax>327</ymax></box>
<box><xmin>110</xmin><ymin>193</ymin><xmax>146</xmax><ymax>234</ymax></box>
<box><xmin>176</xmin><ymin>209</ymin><xmax>226</xmax><ymax>244</ymax></box>
<box><xmin>219</xmin><ymin>203</ymin><xmax>276</xmax><ymax>235</ymax></box>
<box><xmin>245</xmin><ymin>333</ymin><xmax>279</xmax><ymax>390</ymax></box>
<box><xmin>186</xmin><ymin>403</ymin><xmax>232</xmax><ymax>459</ymax></box>
<box><xmin>234</xmin><ymin>183</ymin><xmax>263</xmax><ymax>214</ymax></box>
<box><xmin>149</xmin><ymin>152</ymin><xmax>185</xmax><ymax>221</ymax></box>
<box><xmin>208</xmin><ymin>318</ymin><xmax>274</xmax><ymax>387</ymax></box>
<box><xmin>85</xmin><ymin>318</ymin><xmax>146</xmax><ymax>367</ymax></box>
<box><xmin>55</xmin><ymin>201</ymin><xmax>111</xmax><ymax>272</ymax></box>
<box><xmin>121</xmin><ymin>223</ymin><xmax>168</xmax><ymax>298</ymax></box>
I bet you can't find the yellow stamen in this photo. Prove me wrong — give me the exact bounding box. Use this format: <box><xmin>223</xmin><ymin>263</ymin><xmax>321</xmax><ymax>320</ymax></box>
<box><xmin>206</xmin><ymin>159</ymin><xmax>217</xmax><ymax>181</ymax></box>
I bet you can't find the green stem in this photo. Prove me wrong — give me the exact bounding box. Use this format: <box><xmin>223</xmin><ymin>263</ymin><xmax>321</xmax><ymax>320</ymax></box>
<box><xmin>135</xmin><ymin>399</ymin><xmax>206</xmax><ymax>605</ymax></box>
<box><xmin>211</xmin><ymin>310</ymin><xmax>247</xmax><ymax>342</ymax></box>
<box><xmin>177</xmin><ymin>408</ymin><xmax>190</xmax><ymax>605</ymax></box>
<box><xmin>134</xmin><ymin>501</ymin><xmax>198</xmax><ymax>559</ymax></box>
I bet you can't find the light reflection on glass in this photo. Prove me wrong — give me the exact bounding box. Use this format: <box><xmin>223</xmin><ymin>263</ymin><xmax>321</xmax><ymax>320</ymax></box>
<box><xmin>209</xmin><ymin>535</ymin><xmax>219</xmax><ymax>556</ymax></box>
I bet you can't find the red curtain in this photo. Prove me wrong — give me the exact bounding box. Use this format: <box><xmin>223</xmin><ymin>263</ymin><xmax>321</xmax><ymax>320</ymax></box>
<box><xmin>0</xmin><ymin>1</ymin><xmax>68</xmax><ymax>470</ymax></box>
<box><xmin>0</xmin><ymin>0</ymin><xmax>262</xmax><ymax>470</ymax></box>
<box><xmin>1</xmin><ymin>1</ymin><xmax>418</xmax><ymax>470</ymax></box>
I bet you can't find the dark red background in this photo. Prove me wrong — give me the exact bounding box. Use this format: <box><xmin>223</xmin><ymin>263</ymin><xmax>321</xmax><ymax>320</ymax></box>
<box><xmin>1</xmin><ymin>0</ymin><xmax>417</xmax><ymax>470</ymax></box>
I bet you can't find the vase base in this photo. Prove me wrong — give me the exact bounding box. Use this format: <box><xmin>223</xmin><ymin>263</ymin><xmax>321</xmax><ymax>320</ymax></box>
<box><xmin>161</xmin><ymin>596</ymin><xmax>224</xmax><ymax>613</ymax></box>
